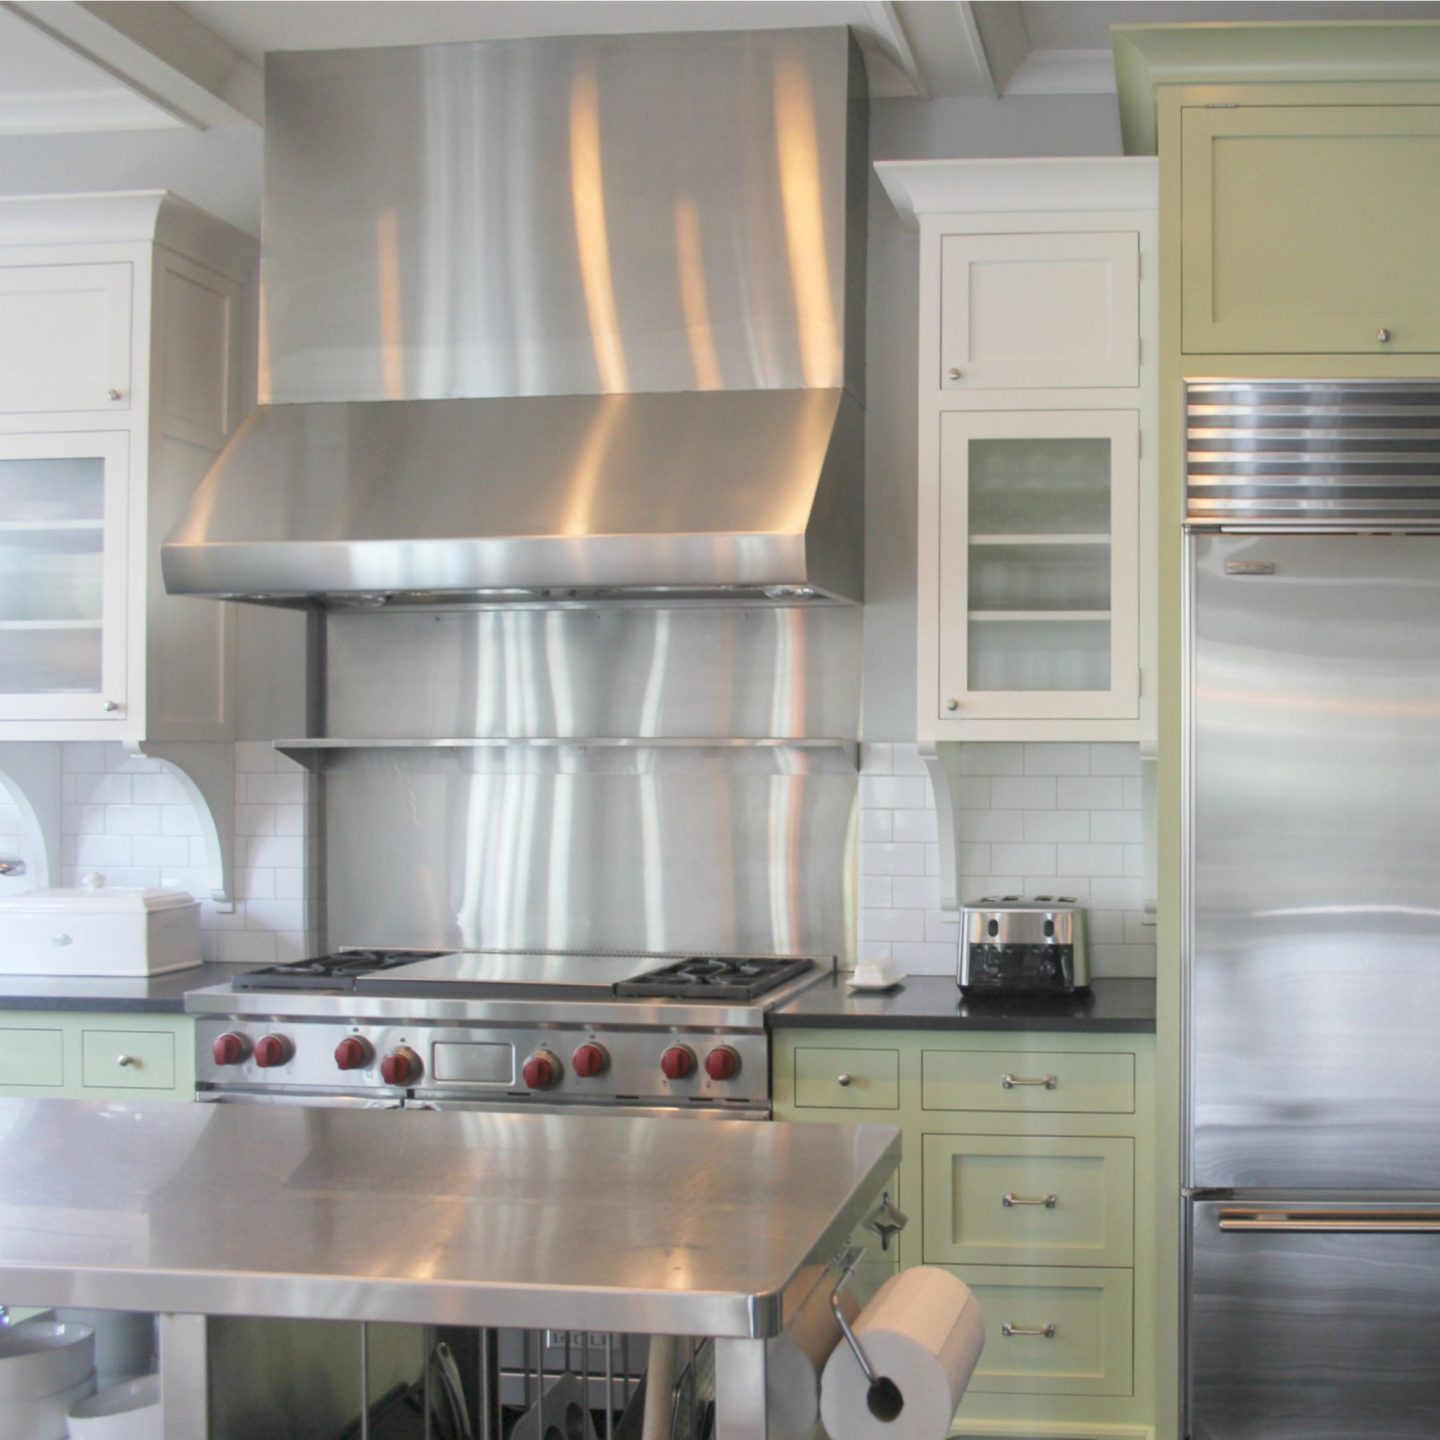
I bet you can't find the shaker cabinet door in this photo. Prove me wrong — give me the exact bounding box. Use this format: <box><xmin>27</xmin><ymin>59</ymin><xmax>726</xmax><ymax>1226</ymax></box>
<box><xmin>936</xmin><ymin>409</ymin><xmax>1139</xmax><ymax>723</ymax></box>
<box><xmin>0</xmin><ymin>263</ymin><xmax>133</xmax><ymax>413</ymax></box>
<box><xmin>940</xmin><ymin>231</ymin><xmax>1139</xmax><ymax>391</ymax></box>
<box><xmin>1181</xmin><ymin>106</ymin><xmax>1440</xmax><ymax>355</ymax></box>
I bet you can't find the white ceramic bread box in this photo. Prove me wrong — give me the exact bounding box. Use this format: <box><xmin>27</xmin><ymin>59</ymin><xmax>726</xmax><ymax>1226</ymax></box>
<box><xmin>0</xmin><ymin>872</ymin><xmax>201</xmax><ymax>976</ymax></box>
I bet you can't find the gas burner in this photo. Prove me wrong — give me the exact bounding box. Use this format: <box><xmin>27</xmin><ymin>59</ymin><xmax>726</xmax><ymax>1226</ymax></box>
<box><xmin>615</xmin><ymin>955</ymin><xmax>815</xmax><ymax>1002</ymax></box>
<box><xmin>230</xmin><ymin>950</ymin><xmax>448</xmax><ymax>992</ymax></box>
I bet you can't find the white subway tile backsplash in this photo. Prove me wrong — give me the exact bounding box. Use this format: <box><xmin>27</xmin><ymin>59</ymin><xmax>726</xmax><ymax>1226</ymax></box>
<box><xmin>83</xmin><ymin>774</ymin><xmax>132</xmax><ymax>805</ymax></box>
<box><xmin>243</xmin><ymin>772</ymin><xmax>306</xmax><ymax>805</ymax></box>
<box><xmin>244</xmin><ymin>836</ymin><xmax>305</xmax><ymax>868</ymax></box>
<box><xmin>62</xmin><ymin>743</ymin><xmax>106</xmax><ymax>773</ymax></box>
<box><xmin>893</xmin><ymin>808</ymin><xmax>938</xmax><ymax>844</ymax></box>
<box><xmin>131</xmin><ymin>836</ymin><xmax>191</xmax><ymax>868</ymax></box>
<box><xmin>1024</xmin><ymin>743</ymin><xmax>1091</xmax><ymax>776</ymax></box>
<box><xmin>858</xmin><ymin>742</ymin><xmax>1154</xmax><ymax>979</ymax></box>
<box><xmin>1022</xmin><ymin>810</ymin><xmax>1089</xmax><ymax>843</ymax></box>
<box><xmin>235</xmin><ymin>741</ymin><xmax>279</xmax><ymax>773</ymax></box>
<box><xmin>1056</xmin><ymin>777</ymin><xmax>1124</xmax><ymax>810</ymax></box>
<box><xmin>990</xmin><ymin>777</ymin><xmax>1057</xmax><ymax>810</ymax></box>
<box><xmin>860</xmin><ymin>776</ymin><xmax>929</xmax><ymax>811</ymax></box>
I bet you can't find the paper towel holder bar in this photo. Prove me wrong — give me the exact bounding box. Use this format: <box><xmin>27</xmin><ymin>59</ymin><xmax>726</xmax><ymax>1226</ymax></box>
<box><xmin>830</xmin><ymin>1190</ymin><xmax>911</xmax><ymax>1423</ymax></box>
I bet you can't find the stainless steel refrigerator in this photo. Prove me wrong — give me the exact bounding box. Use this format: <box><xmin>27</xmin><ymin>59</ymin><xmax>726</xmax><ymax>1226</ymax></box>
<box><xmin>1185</xmin><ymin>382</ymin><xmax>1440</xmax><ymax>1439</ymax></box>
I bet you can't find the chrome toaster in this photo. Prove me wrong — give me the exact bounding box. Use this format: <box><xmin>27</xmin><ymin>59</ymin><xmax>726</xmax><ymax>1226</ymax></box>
<box><xmin>959</xmin><ymin>896</ymin><xmax>1090</xmax><ymax>994</ymax></box>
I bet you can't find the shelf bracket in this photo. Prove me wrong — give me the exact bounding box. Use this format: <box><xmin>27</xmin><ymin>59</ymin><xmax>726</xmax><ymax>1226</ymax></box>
<box><xmin>0</xmin><ymin>742</ymin><xmax>61</xmax><ymax>888</ymax></box>
<box><xmin>129</xmin><ymin>739</ymin><xmax>234</xmax><ymax>911</ymax></box>
<box><xmin>920</xmin><ymin>741</ymin><xmax>960</xmax><ymax>911</ymax></box>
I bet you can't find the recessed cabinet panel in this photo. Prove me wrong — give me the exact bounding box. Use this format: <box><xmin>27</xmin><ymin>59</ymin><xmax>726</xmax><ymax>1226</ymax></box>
<box><xmin>0</xmin><ymin>1028</ymin><xmax>63</xmax><ymax>1087</ymax></box>
<box><xmin>922</xmin><ymin>1048</ymin><xmax>1136</xmax><ymax>1114</ymax></box>
<box><xmin>793</xmin><ymin>1047</ymin><xmax>899</xmax><ymax>1110</ymax></box>
<box><xmin>0</xmin><ymin>435</ymin><xmax>129</xmax><ymax>721</ymax></box>
<box><xmin>81</xmin><ymin>1028</ymin><xmax>176</xmax><ymax>1090</ymax></box>
<box><xmin>922</xmin><ymin>1133</ymin><xmax>1135</xmax><ymax>1267</ymax></box>
<box><xmin>954</xmin><ymin>1264</ymin><xmax>1134</xmax><ymax>1396</ymax></box>
<box><xmin>940</xmin><ymin>232</ymin><xmax>1139</xmax><ymax>390</ymax></box>
<box><xmin>1182</xmin><ymin>106</ymin><xmax>1440</xmax><ymax>354</ymax></box>
<box><xmin>0</xmin><ymin>263</ymin><xmax>132</xmax><ymax>413</ymax></box>
<box><xmin>938</xmin><ymin>411</ymin><xmax>1139</xmax><ymax>722</ymax></box>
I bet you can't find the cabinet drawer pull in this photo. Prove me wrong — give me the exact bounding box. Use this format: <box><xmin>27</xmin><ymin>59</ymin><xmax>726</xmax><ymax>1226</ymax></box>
<box><xmin>1001</xmin><ymin>1072</ymin><xmax>1057</xmax><ymax>1090</ymax></box>
<box><xmin>836</xmin><ymin>1073</ymin><xmax>853</xmax><ymax>1087</ymax></box>
<box><xmin>1002</xmin><ymin>1191</ymin><xmax>1058</xmax><ymax>1209</ymax></box>
<box><xmin>116</xmin><ymin>1054</ymin><xmax>134</xmax><ymax>1068</ymax></box>
<box><xmin>1001</xmin><ymin>1321</ymin><xmax>1057</xmax><ymax>1339</ymax></box>
<box><xmin>946</xmin><ymin>367</ymin><xmax>963</xmax><ymax>380</ymax></box>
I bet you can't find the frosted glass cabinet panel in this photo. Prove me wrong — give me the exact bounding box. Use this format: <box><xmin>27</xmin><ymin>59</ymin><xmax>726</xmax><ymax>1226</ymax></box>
<box><xmin>0</xmin><ymin>434</ymin><xmax>128</xmax><ymax>720</ymax></box>
<box><xmin>938</xmin><ymin>411</ymin><xmax>1139</xmax><ymax>721</ymax></box>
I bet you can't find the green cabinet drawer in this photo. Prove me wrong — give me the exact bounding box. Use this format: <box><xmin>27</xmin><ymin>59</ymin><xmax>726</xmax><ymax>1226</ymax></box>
<box><xmin>922</xmin><ymin>1134</ymin><xmax>1134</xmax><ymax>1267</ymax></box>
<box><xmin>0</xmin><ymin>1027</ymin><xmax>63</xmax><ymax>1087</ymax></box>
<box><xmin>82</xmin><ymin>1028</ymin><xmax>176</xmax><ymax>1091</ymax></box>
<box><xmin>952</xmin><ymin>1264</ymin><xmax>1133</xmax><ymax>1397</ymax></box>
<box><xmin>793</xmin><ymin>1047</ymin><xmax>899</xmax><ymax>1110</ymax></box>
<box><xmin>922</xmin><ymin>1048</ymin><xmax>1134</xmax><ymax>1114</ymax></box>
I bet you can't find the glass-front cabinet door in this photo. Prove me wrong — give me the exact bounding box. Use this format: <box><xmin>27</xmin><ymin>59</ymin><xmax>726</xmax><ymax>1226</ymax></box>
<box><xmin>0</xmin><ymin>432</ymin><xmax>128</xmax><ymax>721</ymax></box>
<box><xmin>937</xmin><ymin>410</ymin><xmax>1139</xmax><ymax>722</ymax></box>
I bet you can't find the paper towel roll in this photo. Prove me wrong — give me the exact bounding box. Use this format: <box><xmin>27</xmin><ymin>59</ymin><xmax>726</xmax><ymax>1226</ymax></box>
<box><xmin>819</xmin><ymin>1267</ymin><xmax>985</xmax><ymax>1440</ymax></box>
<box><xmin>766</xmin><ymin>1276</ymin><xmax>861</xmax><ymax>1440</ymax></box>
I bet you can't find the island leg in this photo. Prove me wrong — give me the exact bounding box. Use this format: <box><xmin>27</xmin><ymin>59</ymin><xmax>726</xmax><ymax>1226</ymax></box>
<box><xmin>712</xmin><ymin>1337</ymin><xmax>771</xmax><ymax>1440</ymax></box>
<box><xmin>158</xmin><ymin>1313</ymin><xmax>208</xmax><ymax>1438</ymax></box>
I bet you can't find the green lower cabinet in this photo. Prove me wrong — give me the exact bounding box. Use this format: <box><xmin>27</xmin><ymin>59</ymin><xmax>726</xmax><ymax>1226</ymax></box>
<box><xmin>774</xmin><ymin>1026</ymin><xmax>1156</xmax><ymax>1440</ymax></box>
<box><xmin>0</xmin><ymin>1011</ymin><xmax>193</xmax><ymax>1100</ymax></box>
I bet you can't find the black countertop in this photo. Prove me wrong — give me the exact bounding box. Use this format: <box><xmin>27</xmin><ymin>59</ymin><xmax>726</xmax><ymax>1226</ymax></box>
<box><xmin>0</xmin><ymin>962</ymin><xmax>240</xmax><ymax>1015</ymax></box>
<box><xmin>770</xmin><ymin>974</ymin><xmax>1156</xmax><ymax>1032</ymax></box>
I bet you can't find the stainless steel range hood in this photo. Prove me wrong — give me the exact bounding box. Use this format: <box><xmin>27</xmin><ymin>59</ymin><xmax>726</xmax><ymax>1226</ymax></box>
<box><xmin>163</xmin><ymin>28</ymin><xmax>868</xmax><ymax>607</ymax></box>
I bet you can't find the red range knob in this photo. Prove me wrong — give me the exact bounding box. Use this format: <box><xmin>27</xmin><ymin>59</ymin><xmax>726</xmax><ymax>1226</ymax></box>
<box><xmin>380</xmin><ymin>1047</ymin><xmax>421</xmax><ymax>1086</ymax></box>
<box><xmin>212</xmin><ymin>1032</ymin><xmax>249</xmax><ymax>1067</ymax></box>
<box><xmin>661</xmin><ymin>1045</ymin><xmax>696</xmax><ymax>1081</ymax></box>
<box><xmin>334</xmin><ymin>1036</ymin><xmax>373</xmax><ymax>1072</ymax></box>
<box><xmin>522</xmin><ymin>1051</ymin><xmax>560</xmax><ymax>1091</ymax></box>
<box><xmin>252</xmin><ymin>1034</ymin><xmax>291</xmax><ymax>1069</ymax></box>
<box><xmin>571</xmin><ymin>1043</ymin><xmax>609</xmax><ymax>1078</ymax></box>
<box><xmin>704</xmin><ymin>1046</ymin><xmax>741</xmax><ymax>1082</ymax></box>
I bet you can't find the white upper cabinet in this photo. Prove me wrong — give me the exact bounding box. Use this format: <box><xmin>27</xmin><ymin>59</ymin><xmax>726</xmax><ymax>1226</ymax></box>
<box><xmin>0</xmin><ymin>263</ymin><xmax>133</xmax><ymax>415</ymax></box>
<box><xmin>940</xmin><ymin>231</ymin><xmax>1140</xmax><ymax>392</ymax></box>
<box><xmin>0</xmin><ymin>193</ymin><xmax>256</xmax><ymax>742</ymax></box>
<box><xmin>877</xmin><ymin>158</ymin><xmax>1157</xmax><ymax>745</ymax></box>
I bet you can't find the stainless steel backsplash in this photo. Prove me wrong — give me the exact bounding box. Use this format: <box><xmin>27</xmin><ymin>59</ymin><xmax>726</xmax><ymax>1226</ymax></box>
<box><xmin>321</xmin><ymin>607</ymin><xmax>861</xmax><ymax>959</ymax></box>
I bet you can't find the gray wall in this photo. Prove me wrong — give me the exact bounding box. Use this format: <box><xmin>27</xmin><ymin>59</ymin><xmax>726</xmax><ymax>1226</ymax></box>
<box><xmin>862</xmin><ymin>95</ymin><xmax>1122</xmax><ymax>741</ymax></box>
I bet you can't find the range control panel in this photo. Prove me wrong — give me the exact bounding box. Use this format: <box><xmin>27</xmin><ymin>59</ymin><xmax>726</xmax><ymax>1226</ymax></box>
<box><xmin>195</xmin><ymin>1019</ymin><xmax>769</xmax><ymax>1107</ymax></box>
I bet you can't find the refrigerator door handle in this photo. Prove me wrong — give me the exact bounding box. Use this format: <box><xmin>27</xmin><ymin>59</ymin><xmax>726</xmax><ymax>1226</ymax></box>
<box><xmin>1219</xmin><ymin>1208</ymin><xmax>1440</xmax><ymax>1233</ymax></box>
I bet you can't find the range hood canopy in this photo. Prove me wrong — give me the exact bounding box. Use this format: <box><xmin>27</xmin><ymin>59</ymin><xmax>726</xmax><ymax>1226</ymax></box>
<box><xmin>164</xmin><ymin>28</ymin><xmax>868</xmax><ymax>608</ymax></box>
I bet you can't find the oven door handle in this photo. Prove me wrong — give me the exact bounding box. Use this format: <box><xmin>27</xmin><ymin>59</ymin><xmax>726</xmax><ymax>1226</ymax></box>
<box><xmin>1218</xmin><ymin>1209</ymin><xmax>1440</xmax><ymax>1233</ymax></box>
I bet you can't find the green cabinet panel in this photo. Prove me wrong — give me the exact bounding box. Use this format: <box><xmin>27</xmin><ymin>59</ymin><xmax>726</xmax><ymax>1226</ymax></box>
<box><xmin>0</xmin><ymin>1026</ymin><xmax>63</xmax><ymax>1087</ymax></box>
<box><xmin>793</xmin><ymin>1046</ymin><xmax>899</xmax><ymax>1110</ymax></box>
<box><xmin>954</xmin><ymin>1264</ymin><xmax>1134</xmax><ymax>1398</ymax></box>
<box><xmin>0</xmin><ymin>1011</ymin><xmax>192</xmax><ymax>1100</ymax></box>
<box><xmin>922</xmin><ymin>1048</ymin><xmax>1135</xmax><ymax>1115</ymax></box>
<box><xmin>81</xmin><ymin>1027</ymin><xmax>176</xmax><ymax>1091</ymax></box>
<box><xmin>1182</xmin><ymin>106</ymin><xmax>1440</xmax><ymax>354</ymax></box>
<box><xmin>923</xmin><ymin>1134</ymin><xmax>1135</xmax><ymax>1268</ymax></box>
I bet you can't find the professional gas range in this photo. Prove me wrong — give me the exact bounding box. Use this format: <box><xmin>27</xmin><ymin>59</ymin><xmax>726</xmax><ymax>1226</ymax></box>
<box><xmin>187</xmin><ymin>947</ymin><xmax>830</xmax><ymax>1117</ymax></box>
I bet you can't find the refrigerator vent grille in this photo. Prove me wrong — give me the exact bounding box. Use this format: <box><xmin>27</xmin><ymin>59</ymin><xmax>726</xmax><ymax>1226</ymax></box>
<box><xmin>1186</xmin><ymin>381</ymin><xmax>1440</xmax><ymax>528</ymax></box>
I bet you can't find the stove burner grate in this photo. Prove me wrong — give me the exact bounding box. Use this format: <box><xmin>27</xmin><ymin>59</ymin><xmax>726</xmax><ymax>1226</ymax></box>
<box><xmin>230</xmin><ymin>950</ymin><xmax>446</xmax><ymax>992</ymax></box>
<box><xmin>615</xmin><ymin>955</ymin><xmax>814</xmax><ymax>1002</ymax></box>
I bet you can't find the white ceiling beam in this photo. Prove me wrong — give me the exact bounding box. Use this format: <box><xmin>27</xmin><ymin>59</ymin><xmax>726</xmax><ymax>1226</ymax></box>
<box><xmin>3</xmin><ymin>1</ymin><xmax>262</xmax><ymax>130</ymax></box>
<box><xmin>954</xmin><ymin>1</ymin><xmax>1000</xmax><ymax>99</ymax></box>
<box><xmin>862</xmin><ymin>1</ymin><xmax>932</xmax><ymax>101</ymax></box>
<box><xmin>968</xmin><ymin>2</ymin><xmax>1032</xmax><ymax>96</ymax></box>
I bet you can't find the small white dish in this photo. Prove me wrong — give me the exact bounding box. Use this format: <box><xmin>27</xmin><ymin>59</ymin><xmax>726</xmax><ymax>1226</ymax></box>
<box><xmin>67</xmin><ymin>1372</ymin><xmax>160</xmax><ymax>1439</ymax></box>
<box><xmin>0</xmin><ymin>1319</ymin><xmax>95</xmax><ymax>1404</ymax></box>
<box><xmin>847</xmin><ymin>959</ymin><xmax>903</xmax><ymax>991</ymax></box>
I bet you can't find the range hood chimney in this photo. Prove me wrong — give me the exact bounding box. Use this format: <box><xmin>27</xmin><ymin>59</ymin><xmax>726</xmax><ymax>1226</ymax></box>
<box><xmin>164</xmin><ymin>28</ymin><xmax>867</xmax><ymax>607</ymax></box>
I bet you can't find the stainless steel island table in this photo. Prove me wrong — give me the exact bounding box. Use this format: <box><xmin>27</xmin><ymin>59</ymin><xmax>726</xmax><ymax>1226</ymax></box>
<box><xmin>0</xmin><ymin>1099</ymin><xmax>900</xmax><ymax>1438</ymax></box>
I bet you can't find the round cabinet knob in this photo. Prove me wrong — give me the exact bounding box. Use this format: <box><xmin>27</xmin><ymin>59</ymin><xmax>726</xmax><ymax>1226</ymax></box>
<box><xmin>103</xmin><ymin>701</ymin><xmax>119</xmax><ymax>713</ymax></box>
<box><xmin>116</xmin><ymin>1054</ymin><xmax>134</xmax><ymax>1068</ymax></box>
<box><xmin>837</xmin><ymin>1073</ymin><xmax>854</xmax><ymax>1087</ymax></box>
<box><xmin>106</xmin><ymin>389</ymin><xmax>122</xmax><ymax>402</ymax></box>
<box><xmin>946</xmin><ymin>699</ymin><xmax>960</xmax><ymax>713</ymax></box>
<box><xmin>1378</xmin><ymin>327</ymin><xmax>1394</xmax><ymax>343</ymax></box>
<box><xmin>704</xmin><ymin>1046</ymin><xmax>740</xmax><ymax>1082</ymax></box>
<box><xmin>571</xmin><ymin>1042</ymin><xmax>609</xmax><ymax>1078</ymax></box>
<box><xmin>946</xmin><ymin>367</ymin><xmax>962</xmax><ymax>380</ymax></box>
<box><xmin>252</xmin><ymin>1034</ymin><xmax>292</xmax><ymax>1069</ymax></box>
<box><xmin>380</xmin><ymin>1046</ymin><xmax>421</xmax><ymax>1086</ymax></box>
<box><xmin>212</xmin><ymin>1032</ymin><xmax>249</xmax><ymax>1066</ymax></box>
<box><xmin>521</xmin><ymin>1051</ymin><xmax>560</xmax><ymax>1090</ymax></box>
<box><xmin>660</xmin><ymin>1045</ymin><xmax>696</xmax><ymax>1081</ymax></box>
<box><xmin>334</xmin><ymin>1036</ymin><xmax>373</xmax><ymax>1072</ymax></box>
